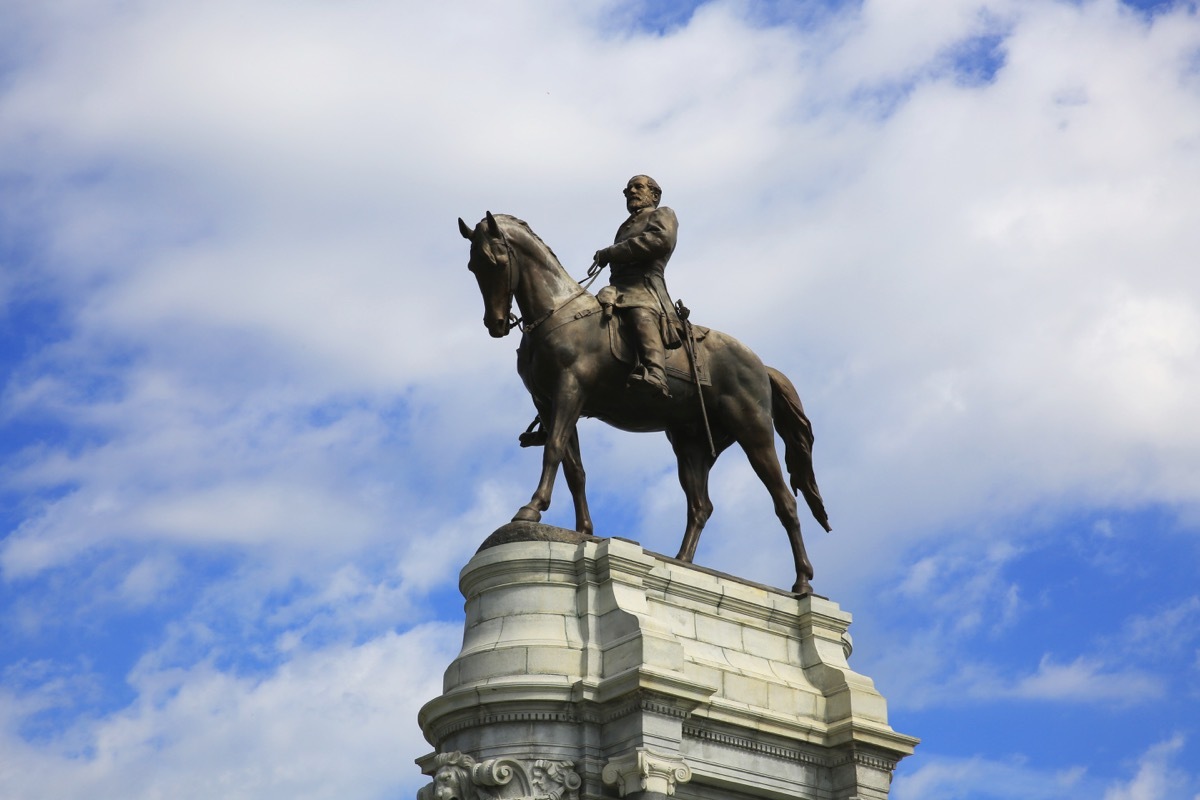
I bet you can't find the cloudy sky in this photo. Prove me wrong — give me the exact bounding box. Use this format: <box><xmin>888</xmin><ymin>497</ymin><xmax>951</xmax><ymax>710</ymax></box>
<box><xmin>2</xmin><ymin>0</ymin><xmax>1199</xmax><ymax>797</ymax></box>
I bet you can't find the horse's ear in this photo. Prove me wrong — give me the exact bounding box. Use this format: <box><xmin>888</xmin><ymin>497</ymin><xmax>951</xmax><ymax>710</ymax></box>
<box><xmin>485</xmin><ymin>211</ymin><xmax>501</xmax><ymax>237</ymax></box>
<box><xmin>458</xmin><ymin>217</ymin><xmax>473</xmax><ymax>240</ymax></box>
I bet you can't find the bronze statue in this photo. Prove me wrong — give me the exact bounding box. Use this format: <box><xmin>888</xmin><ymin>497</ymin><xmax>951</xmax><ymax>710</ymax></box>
<box><xmin>458</xmin><ymin>200</ymin><xmax>832</xmax><ymax>596</ymax></box>
<box><xmin>593</xmin><ymin>176</ymin><xmax>684</xmax><ymax>397</ymax></box>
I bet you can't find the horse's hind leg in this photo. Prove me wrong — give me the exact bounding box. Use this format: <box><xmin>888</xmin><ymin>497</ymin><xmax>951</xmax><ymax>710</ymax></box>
<box><xmin>669</xmin><ymin>431</ymin><xmax>724</xmax><ymax>562</ymax></box>
<box><xmin>738</xmin><ymin>422</ymin><xmax>814</xmax><ymax>596</ymax></box>
<box><xmin>563</xmin><ymin>428</ymin><xmax>593</xmax><ymax>536</ymax></box>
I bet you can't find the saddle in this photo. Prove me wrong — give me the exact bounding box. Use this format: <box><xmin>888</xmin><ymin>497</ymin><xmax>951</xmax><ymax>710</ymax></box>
<box><xmin>516</xmin><ymin>294</ymin><xmax>711</xmax><ymax>448</ymax></box>
<box><xmin>605</xmin><ymin>305</ymin><xmax>711</xmax><ymax>385</ymax></box>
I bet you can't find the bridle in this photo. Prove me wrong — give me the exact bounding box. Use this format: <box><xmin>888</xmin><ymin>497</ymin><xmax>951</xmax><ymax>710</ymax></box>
<box><xmin>483</xmin><ymin>227</ymin><xmax>521</xmax><ymax>333</ymax></box>
<box><xmin>485</xmin><ymin>224</ymin><xmax>597</xmax><ymax>335</ymax></box>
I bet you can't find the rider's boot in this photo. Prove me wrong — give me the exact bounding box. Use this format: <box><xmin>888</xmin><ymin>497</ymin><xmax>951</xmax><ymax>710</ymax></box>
<box><xmin>627</xmin><ymin>308</ymin><xmax>671</xmax><ymax>398</ymax></box>
<box><xmin>637</xmin><ymin>356</ymin><xmax>671</xmax><ymax>397</ymax></box>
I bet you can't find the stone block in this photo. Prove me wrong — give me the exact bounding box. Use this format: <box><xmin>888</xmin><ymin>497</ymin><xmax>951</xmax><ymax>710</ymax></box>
<box><xmin>741</xmin><ymin>625</ymin><xmax>789</xmax><ymax>663</ymax></box>
<box><xmin>598</xmin><ymin>607</ymin><xmax>647</xmax><ymax>642</ymax></box>
<box><xmin>681</xmin><ymin>661</ymin><xmax>722</xmax><ymax>693</ymax></box>
<box><xmin>499</xmin><ymin>612</ymin><xmax>570</xmax><ymax>645</ymax></box>
<box><xmin>663</xmin><ymin>562</ymin><xmax>725</xmax><ymax>601</ymax></box>
<box><xmin>441</xmin><ymin>660</ymin><xmax>460</xmax><ymax>694</ymax></box>
<box><xmin>694</xmin><ymin>615</ymin><xmax>743</xmax><ymax>650</ymax></box>
<box><xmin>767</xmin><ymin>659</ymin><xmax>812</xmax><ymax>688</ymax></box>
<box><xmin>478</xmin><ymin>582</ymin><xmax>579</xmax><ymax>622</ymax></box>
<box><xmin>767</xmin><ymin>682</ymin><xmax>801</xmax><ymax>717</ymax></box>
<box><xmin>657</xmin><ymin>602</ymin><xmax>698</xmax><ymax>640</ymax></box>
<box><xmin>455</xmin><ymin>646</ymin><xmax>528</xmax><ymax>685</ymax></box>
<box><xmin>684</xmin><ymin>640</ymin><xmax>729</xmax><ymax>667</ymax></box>
<box><xmin>602</xmin><ymin>638</ymin><xmax>643</xmax><ymax>676</ymax></box>
<box><xmin>526</xmin><ymin>645</ymin><xmax>584</xmax><ymax>677</ymax></box>
<box><xmin>722</xmin><ymin>673</ymin><xmax>770</xmax><ymax>708</ymax></box>
<box><xmin>460</xmin><ymin>617</ymin><xmax>505</xmax><ymax>655</ymax></box>
<box><xmin>721</xmin><ymin>648</ymin><xmax>772</xmax><ymax>677</ymax></box>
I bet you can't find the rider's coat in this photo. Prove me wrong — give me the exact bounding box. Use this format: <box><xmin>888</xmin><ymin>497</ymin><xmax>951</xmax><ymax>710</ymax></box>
<box><xmin>605</xmin><ymin>206</ymin><xmax>677</xmax><ymax>306</ymax></box>
<box><xmin>601</xmin><ymin>205</ymin><xmax>683</xmax><ymax>348</ymax></box>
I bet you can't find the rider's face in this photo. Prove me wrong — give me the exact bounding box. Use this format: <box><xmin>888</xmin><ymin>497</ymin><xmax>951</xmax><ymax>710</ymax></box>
<box><xmin>623</xmin><ymin>178</ymin><xmax>657</xmax><ymax>213</ymax></box>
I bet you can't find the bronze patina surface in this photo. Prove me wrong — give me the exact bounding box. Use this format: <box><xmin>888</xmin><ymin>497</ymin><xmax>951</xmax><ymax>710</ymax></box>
<box><xmin>458</xmin><ymin>178</ymin><xmax>831</xmax><ymax>595</ymax></box>
<box><xmin>592</xmin><ymin>175</ymin><xmax>684</xmax><ymax>397</ymax></box>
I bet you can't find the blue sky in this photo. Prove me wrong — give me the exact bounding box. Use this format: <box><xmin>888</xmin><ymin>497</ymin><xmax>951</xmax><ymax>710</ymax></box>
<box><xmin>2</xmin><ymin>0</ymin><xmax>1199</xmax><ymax>797</ymax></box>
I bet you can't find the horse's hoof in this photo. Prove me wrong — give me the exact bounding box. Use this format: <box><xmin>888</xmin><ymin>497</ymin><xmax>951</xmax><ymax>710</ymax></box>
<box><xmin>513</xmin><ymin>506</ymin><xmax>542</xmax><ymax>523</ymax></box>
<box><xmin>791</xmin><ymin>578</ymin><xmax>812</xmax><ymax>597</ymax></box>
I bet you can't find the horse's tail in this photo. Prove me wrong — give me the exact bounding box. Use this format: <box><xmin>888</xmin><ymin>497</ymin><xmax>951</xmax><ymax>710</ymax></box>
<box><xmin>767</xmin><ymin>366</ymin><xmax>832</xmax><ymax>532</ymax></box>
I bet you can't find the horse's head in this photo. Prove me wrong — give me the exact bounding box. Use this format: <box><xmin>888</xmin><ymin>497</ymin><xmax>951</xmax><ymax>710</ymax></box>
<box><xmin>459</xmin><ymin>211</ymin><xmax>516</xmax><ymax>338</ymax></box>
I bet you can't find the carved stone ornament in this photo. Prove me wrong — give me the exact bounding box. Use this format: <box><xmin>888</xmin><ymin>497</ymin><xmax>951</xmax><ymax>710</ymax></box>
<box><xmin>417</xmin><ymin>752</ymin><xmax>581</xmax><ymax>800</ymax></box>
<box><xmin>601</xmin><ymin>749</ymin><xmax>693</xmax><ymax>797</ymax></box>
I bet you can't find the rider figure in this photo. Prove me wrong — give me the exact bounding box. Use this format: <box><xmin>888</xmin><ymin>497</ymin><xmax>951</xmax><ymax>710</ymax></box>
<box><xmin>593</xmin><ymin>175</ymin><xmax>684</xmax><ymax>398</ymax></box>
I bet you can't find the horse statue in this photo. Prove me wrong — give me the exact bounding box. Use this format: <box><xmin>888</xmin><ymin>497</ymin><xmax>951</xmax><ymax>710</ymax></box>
<box><xmin>458</xmin><ymin>212</ymin><xmax>831</xmax><ymax>595</ymax></box>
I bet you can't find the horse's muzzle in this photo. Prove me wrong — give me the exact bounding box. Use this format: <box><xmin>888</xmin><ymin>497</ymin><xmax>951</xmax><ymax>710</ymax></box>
<box><xmin>486</xmin><ymin>318</ymin><xmax>509</xmax><ymax>338</ymax></box>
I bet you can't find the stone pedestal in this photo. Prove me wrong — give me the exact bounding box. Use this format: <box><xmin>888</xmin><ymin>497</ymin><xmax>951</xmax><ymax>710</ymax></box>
<box><xmin>416</xmin><ymin>523</ymin><xmax>917</xmax><ymax>800</ymax></box>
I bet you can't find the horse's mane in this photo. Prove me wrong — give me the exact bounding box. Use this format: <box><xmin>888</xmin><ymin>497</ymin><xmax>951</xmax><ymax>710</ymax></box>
<box><xmin>496</xmin><ymin>214</ymin><xmax>564</xmax><ymax>269</ymax></box>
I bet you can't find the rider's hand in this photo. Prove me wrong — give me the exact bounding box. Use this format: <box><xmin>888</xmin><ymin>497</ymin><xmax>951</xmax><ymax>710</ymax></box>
<box><xmin>593</xmin><ymin>249</ymin><xmax>609</xmax><ymax>268</ymax></box>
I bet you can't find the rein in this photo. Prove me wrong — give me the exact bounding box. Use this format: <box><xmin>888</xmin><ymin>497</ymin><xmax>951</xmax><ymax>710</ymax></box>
<box><xmin>494</xmin><ymin>226</ymin><xmax>604</xmax><ymax>335</ymax></box>
<box><xmin>521</xmin><ymin>286</ymin><xmax>588</xmax><ymax>333</ymax></box>
<box><xmin>497</xmin><ymin>232</ymin><xmax>521</xmax><ymax>332</ymax></box>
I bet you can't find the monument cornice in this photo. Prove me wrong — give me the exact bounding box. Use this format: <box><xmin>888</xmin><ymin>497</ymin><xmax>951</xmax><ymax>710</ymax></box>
<box><xmin>682</xmin><ymin>722</ymin><xmax>829</xmax><ymax>767</ymax></box>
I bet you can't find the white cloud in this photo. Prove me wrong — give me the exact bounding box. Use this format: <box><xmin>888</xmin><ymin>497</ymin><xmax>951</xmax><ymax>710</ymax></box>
<box><xmin>1122</xmin><ymin>597</ymin><xmax>1200</xmax><ymax>653</ymax></box>
<box><xmin>1104</xmin><ymin>735</ymin><xmax>1198</xmax><ymax>800</ymax></box>
<box><xmin>862</xmin><ymin>540</ymin><xmax>1166</xmax><ymax>711</ymax></box>
<box><xmin>116</xmin><ymin>553</ymin><xmax>179</xmax><ymax>606</ymax></box>
<box><xmin>894</xmin><ymin>754</ymin><xmax>1089</xmax><ymax>800</ymax></box>
<box><xmin>1</xmin><ymin>0</ymin><xmax>1200</xmax><ymax>796</ymax></box>
<box><xmin>0</xmin><ymin>623</ymin><xmax>460</xmax><ymax>800</ymax></box>
<box><xmin>4</xmin><ymin>0</ymin><xmax>1198</xmax><ymax>586</ymax></box>
<box><xmin>896</xmin><ymin>736</ymin><xmax>1200</xmax><ymax>800</ymax></box>
<box><xmin>885</xmin><ymin>541</ymin><xmax>1023</xmax><ymax>635</ymax></box>
<box><xmin>870</xmin><ymin>636</ymin><xmax>1164</xmax><ymax>711</ymax></box>
<box><xmin>1007</xmin><ymin>655</ymin><xmax>1162</xmax><ymax>704</ymax></box>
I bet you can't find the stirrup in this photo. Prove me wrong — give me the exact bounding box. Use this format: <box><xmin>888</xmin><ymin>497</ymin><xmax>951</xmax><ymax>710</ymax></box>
<box><xmin>519</xmin><ymin>416</ymin><xmax>547</xmax><ymax>447</ymax></box>
<box><xmin>628</xmin><ymin>369</ymin><xmax>671</xmax><ymax>398</ymax></box>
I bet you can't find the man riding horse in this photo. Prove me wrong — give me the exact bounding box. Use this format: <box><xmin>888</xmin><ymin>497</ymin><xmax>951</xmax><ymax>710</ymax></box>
<box><xmin>593</xmin><ymin>175</ymin><xmax>686</xmax><ymax>398</ymax></box>
<box><xmin>459</xmin><ymin>203</ymin><xmax>831</xmax><ymax>595</ymax></box>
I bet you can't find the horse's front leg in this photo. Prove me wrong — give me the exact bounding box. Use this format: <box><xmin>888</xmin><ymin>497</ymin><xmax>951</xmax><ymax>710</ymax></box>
<box><xmin>513</xmin><ymin>382</ymin><xmax>585</xmax><ymax>524</ymax></box>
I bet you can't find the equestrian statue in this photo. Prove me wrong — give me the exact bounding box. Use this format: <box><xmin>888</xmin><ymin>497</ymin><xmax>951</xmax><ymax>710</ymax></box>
<box><xmin>458</xmin><ymin>176</ymin><xmax>831</xmax><ymax>595</ymax></box>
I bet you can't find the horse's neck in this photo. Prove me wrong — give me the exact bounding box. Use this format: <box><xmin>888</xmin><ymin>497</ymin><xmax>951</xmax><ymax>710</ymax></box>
<box><xmin>510</xmin><ymin>231</ymin><xmax>582</xmax><ymax>318</ymax></box>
